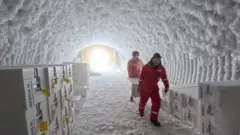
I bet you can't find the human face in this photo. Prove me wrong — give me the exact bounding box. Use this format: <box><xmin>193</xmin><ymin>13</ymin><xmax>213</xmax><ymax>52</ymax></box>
<box><xmin>133</xmin><ymin>54</ymin><xmax>139</xmax><ymax>60</ymax></box>
<box><xmin>152</xmin><ymin>57</ymin><xmax>161</xmax><ymax>65</ymax></box>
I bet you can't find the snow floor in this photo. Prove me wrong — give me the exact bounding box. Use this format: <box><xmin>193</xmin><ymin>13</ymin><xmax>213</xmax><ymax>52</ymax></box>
<box><xmin>72</xmin><ymin>72</ymin><xmax>198</xmax><ymax>135</ymax></box>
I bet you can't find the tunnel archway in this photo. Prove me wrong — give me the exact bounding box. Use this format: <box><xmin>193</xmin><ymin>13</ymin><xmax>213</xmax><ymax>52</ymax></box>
<box><xmin>77</xmin><ymin>44</ymin><xmax>124</xmax><ymax>72</ymax></box>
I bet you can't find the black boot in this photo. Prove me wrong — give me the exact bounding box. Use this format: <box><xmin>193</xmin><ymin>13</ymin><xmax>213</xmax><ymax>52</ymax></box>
<box><xmin>130</xmin><ymin>97</ymin><xmax>133</xmax><ymax>102</ymax></box>
<box><xmin>151</xmin><ymin>120</ymin><xmax>161</xmax><ymax>127</ymax></box>
<box><xmin>139</xmin><ymin>112</ymin><xmax>144</xmax><ymax>117</ymax></box>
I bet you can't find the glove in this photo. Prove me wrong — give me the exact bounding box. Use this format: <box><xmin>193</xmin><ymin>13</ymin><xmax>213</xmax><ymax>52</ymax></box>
<box><xmin>164</xmin><ymin>88</ymin><xmax>169</xmax><ymax>93</ymax></box>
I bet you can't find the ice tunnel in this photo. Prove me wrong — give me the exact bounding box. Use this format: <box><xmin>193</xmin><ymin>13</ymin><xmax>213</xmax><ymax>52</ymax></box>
<box><xmin>1</xmin><ymin>0</ymin><xmax>240</xmax><ymax>135</ymax></box>
<box><xmin>1</xmin><ymin>0</ymin><xmax>240</xmax><ymax>84</ymax></box>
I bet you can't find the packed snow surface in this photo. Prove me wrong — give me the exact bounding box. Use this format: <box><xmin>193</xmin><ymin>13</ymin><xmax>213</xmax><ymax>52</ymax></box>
<box><xmin>72</xmin><ymin>73</ymin><xmax>197</xmax><ymax>135</ymax></box>
<box><xmin>0</xmin><ymin>0</ymin><xmax>240</xmax><ymax>84</ymax></box>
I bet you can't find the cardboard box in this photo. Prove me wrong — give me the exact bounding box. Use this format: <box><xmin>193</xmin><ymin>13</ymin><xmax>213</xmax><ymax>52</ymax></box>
<box><xmin>48</xmin><ymin>91</ymin><xmax>62</xmax><ymax>123</ymax></box>
<box><xmin>199</xmin><ymin>80</ymin><xmax>240</xmax><ymax>135</ymax></box>
<box><xmin>49</xmin><ymin>112</ymin><xmax>63</xmax><ymax>135</ymax></box>
<box><xmin>127</xmin><ymin>78</ymin><xmax>140</xmax><ymax>98</ymax></box>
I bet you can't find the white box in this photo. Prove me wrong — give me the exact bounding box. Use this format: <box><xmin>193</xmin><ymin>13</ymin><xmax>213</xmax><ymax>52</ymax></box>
<box><xmin>171</xmin><ymin>84</ymin><xmax>200</xmax><ymax>99</ymax></box>
<box><xmin>73</xmin><ymin>86</ymin><xmax>88</xmax><ymax>97</ymax></box>
<box><xmin>24</xmin><ymin>79</ymin><xmax>38</xmax><ymax>117</ymax></box>
<box><xmin>48</xmin><ymin>91</ymin><xmax>62</xmax><ymax>123</ymax></box>
<box><xmin>63</xmin><ymin>63</ymin><xmax>73</xmax><ymax>78</ymax></box>
<box><xmin>73</xmin><ymin>96</ymin><xmax>86</xmax><ymax>112</ymax></box>
<box><xmin>69</xmin><ymin>83</ymin><xmax>73</xmax><ymax>96</ymax></box>
<box><xmin>199</xmin><ymin>83</ymin><xmax>219</xmax><ymax>104</ymax></box>
<box><xmin>62</xmin><ymin>111</ymin><xmax>73</xmax><ymax>135</ymax></box>
<box><xmin>182</xmin><ymin>94</ymin><xmax>200</xmax><ymax>114</ymax></box>
<box><xmin>60</xmin><ymin>65</ymin><xmax>68</xmax><ymax>83</ymax></box>
<box><xmin>158</xmin><ymin>82</ymin><xmax>172</xmax><ymax>113</ymax></box>
<box><xmin>61</xmin><ymin>88</ymin><xmax>66</xmax><ymax>111</ymax></box>
<box><xmin>160</xmin><ymin>90</ymin><xmax>172</xmax><ymax>113</ymax></box>
<box><xmin>170</xmin><ymin>90</ymin><xmax>184</xmax><ymax>119</ymax></box>
<box><xmin>171</xmin><ymin>101</ymin><xmax>182</xmax><ymax>119</ymax></box>
<box><xmin>47</xmin><ymin>66</ymin><xmax>64</xmax><ymax>96</ymax></box>
<box><xmin>182</xmin><ymin>108</ymin><xmax>199</xmax><ymax>131</ymax></box>
<box><xmin>61</xmin><ymin>84</ymin><xmax>73</xmax><ymax>109</ymax></box>
<box><xmin>49</xmin><ymin>112</ymin><xmax>63</xmax><ymax>135</ymax></box>
<box><xmin>1</xmin><ymin>64</ymin><xmax>66</xmax><ymax>96</ymax></box>
<box><xmin>63</xmin><ymin>103</ymin><xmax>73</xmax><ymax>119</ymax></box>
<box><xmin>59</xmin><ymin>88</ymin><xmax>64</xmax><ymax>111</ymax></box>
<box><xmin>37</xmin><ymin>100</ymin><xmax>50</xmax><ymax>122</ymax></box>
<box><xmin>63</xmin><ymin>124</ymin><xmax>72</xmax><ymax>135</ymax></box>
<box><xmin>200</xmin><ymin>118</ymin><xmax>217</xmax><ymax>135</ymax></box>
<box><xmin>31</xmin><ymin>66</ymin><xmax>62</xmax><ymax>102</ymax></box>
<box><xmin>0</xmin><ymin>65</ymin><xmax>66</xmax><ymax>135</ymax></box>
<box><xmin>198</xmin><ymin>80</ymin><xmax>240</xmax><ymax>135</ymax></box>
<box><xmin>170</xmin><ymin>91</ymin><xmax>183</xmax><ymax>119</ymax></box>
<box><xmin>64</xmin><ymin>62</ymin><xmax>89</xmax><ymax>92</ymax></box>
<box><xmin>0</xmin><ymin>114</ymin><xmax>51</xmax><ymax>135</ymax></box>
<box><xmin>127</xmin><ymin>78</ymin><xmax>140</xmax><ymax>98</ymax></box>
<box><xmin>62</xmin><ymin>84</ymin><xmax>69</xmax><ymax>99</ymax></box>
<box><xmin>0</xmin><ymin>116</ymin><xmax>37</xmax><ymax>135</ymax></box>
<box><xmin>26</xmin><ymin>116</ymin><xmax>38</xmax><ymax>135</ymax></box>
<box><xmin>171</xmin><ymin>84</ymin><xmax>202</xmax><ymax>132</ymax></box>
<box><xmin>0</xmin><ymin>68</ymin><xmax>37</xmax><ymax>120</ymax></box>
<box><xmin>171</xmin><ymin>90</ymin><xmax>184</xmax><ymax>103</ymax></box>
<box><xmin>66</xmin><ymin>93</ymin><xmax>74</xmax><ymax>118</ymax></box>
<box><xmin>200</xmin><ymin>102</ymin><xmax>217</xmax><ymax>121</ymax></box>
<box><xmin>35</xmin><ymin>100</ymin><xmax>51</xmax><ymax>134</ymax></box>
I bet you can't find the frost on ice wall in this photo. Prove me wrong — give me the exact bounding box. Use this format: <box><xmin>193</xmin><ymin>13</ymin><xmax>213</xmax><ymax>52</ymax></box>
<box><xmin>0</xmin><ymin>0</ymin><xmax>240</xmax><ymax>84</ymax></box>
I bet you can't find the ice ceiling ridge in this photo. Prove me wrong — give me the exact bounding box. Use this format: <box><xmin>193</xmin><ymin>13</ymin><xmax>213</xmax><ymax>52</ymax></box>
<box><xmin>0</xmin><ymin>0</ymin><xmax>240</xmax><ymax>83</ymax></box>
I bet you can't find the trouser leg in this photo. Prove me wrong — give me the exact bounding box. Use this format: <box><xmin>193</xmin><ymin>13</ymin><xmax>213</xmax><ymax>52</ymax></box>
<box><xmin>130</xmin><ymin>86</ymin><xmax>134</xmax><ymax>101</ymax></box>
<box><xmin>150</xmin><ymin>91</ymin><xmax>161</xmax><ymax>121</ymax></box>
<box><xmin>139</xmin><ymin>91</ymin><xmax>150</xmax><ymax>113</ymax></box>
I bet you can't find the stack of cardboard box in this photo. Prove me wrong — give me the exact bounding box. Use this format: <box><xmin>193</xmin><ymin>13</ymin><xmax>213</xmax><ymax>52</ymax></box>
<box><xmin>161</xmin><ymin>81</ymin><xmax>240</xmax><ymax>135</ymax></box>
<box><xmin>0</xmin><ymin>64</ymin><xmax>76</xmax><ymax>135</ymax></box>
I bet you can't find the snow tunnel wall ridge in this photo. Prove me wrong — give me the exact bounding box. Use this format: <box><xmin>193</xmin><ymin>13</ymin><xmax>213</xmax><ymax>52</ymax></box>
<box><xmin>0</xmin><ymin>0</ymin><xmax>240</xmax><ymax>84</ymax></box>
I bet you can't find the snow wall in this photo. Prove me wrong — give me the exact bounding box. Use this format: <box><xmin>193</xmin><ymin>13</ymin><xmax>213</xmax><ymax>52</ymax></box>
<box><xmin>0</xmin><ymin>0</ymin><xmax>240</xmax><ymax>84</ymax></box>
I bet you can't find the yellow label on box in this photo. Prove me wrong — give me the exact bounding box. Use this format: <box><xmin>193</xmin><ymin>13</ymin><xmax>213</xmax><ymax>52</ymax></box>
<box><xmin>40</xmin><ymin>89</ymin><xmax>50</xmax><ymax>96</ymax></box>
<box><xmin>64</xmin><ymin>78</ymin><xmax>71</xmax><ymax>83</ymax></box>
<box><xmin>40</xmin><ymin>121</ymin><xmax>48</xmax><ymax>131</ymax></box>
<box><xmin>52</xmin><ymin>82</ymin><xmax>57</xmax><ymax>86</ymax></box>
<box><xmin>54</xmin><ymin>108</ymin><xmax>56</xmax><ymax>113</ymax></box>
<box><xmin>65</xmin><ymin>117</ymin><xmax>71</xmax><ymax>124</ymax></box>
<box><xmin>56</xmin><ymin>132</ymin><xmax>59</xmax><ymax>135</ymax></box>
<box><xmin>66</xmin><ymin>98</ymin><xmax>70</xmax><ymax>102</ymax></box>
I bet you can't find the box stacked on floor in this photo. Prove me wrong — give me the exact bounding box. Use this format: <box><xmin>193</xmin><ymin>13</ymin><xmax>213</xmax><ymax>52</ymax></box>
<box><xmin>163</xmin><ymin>81</ymin><xmax>240</xmax><ymax>135</ymax></box>
<box><xmin>63</xmin><ymin>62</ymin><xmax>89</xmax><ymax>115</ymax></box>
<box><xmin>0</xmin><ymin>64</ymin><xmax>75</xmax><ymax>135</ymax></box>
<box><xmin>171</xmin><ymin>84</ymin><xmax>201</xmax><ymax>133</ymax></box>
<box><xmin>198</xmin><ymin>81</ymin><xmax>240</xmax><ymax>135</ymax></box>
<box><xmin>0</xmin><ymin>66</ymin><xmax>47</xmax><ymax>135</ymax></box>
<box><xmin>61</xmin><ymin>63</ymin><xmax>74</xmax><ymax>135</ymax></box>
<box><xmin>64</xmin><ymin>62</ymin><xmax>89</xmax><ymax>97</ymax></box>
<box><xmin>159</xmin><ymin>82</ymin><xmax>172</xmax><ymax>113</ymax></box>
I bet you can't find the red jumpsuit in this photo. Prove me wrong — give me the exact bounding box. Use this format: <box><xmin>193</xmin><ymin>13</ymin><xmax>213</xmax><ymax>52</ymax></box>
<box><xmin>127</xmin><ymin>58</ymin><xmax>143</xmax><ymax>78</ymax></box>
<box><xmin>139</xmin><ymin>64</ymin><xmax>169</xmax><ymax>120</ymax></box>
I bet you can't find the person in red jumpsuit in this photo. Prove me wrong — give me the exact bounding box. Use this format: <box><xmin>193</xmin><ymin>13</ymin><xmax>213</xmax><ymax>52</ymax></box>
<box><xmin>138</xmin><ymin>53</ymin><xmax>169</xmax><ymax>127</ymax></box>
<box><xmin>127</xmin><ymin>51</ymin><xmax>144</xmax><ymax>101</ymax></box>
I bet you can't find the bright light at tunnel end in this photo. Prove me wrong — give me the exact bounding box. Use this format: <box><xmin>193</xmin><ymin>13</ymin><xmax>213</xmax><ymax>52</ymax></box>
<box><xmin>90</xmin><ymin>49</ymin><xmax>113</xmax><ymax>72</ymax></box>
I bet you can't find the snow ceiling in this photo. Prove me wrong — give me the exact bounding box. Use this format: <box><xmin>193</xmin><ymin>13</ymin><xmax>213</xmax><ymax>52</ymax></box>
<box><xmin>0</xmin><ymin>0</ymin><xmax>240</xmax><ymax>84</ymax></box>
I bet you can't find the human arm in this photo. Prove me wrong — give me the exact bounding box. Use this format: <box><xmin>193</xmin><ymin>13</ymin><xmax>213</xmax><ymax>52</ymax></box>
<box><xmin>127</xmin><ymin>61</ymin><xmax>132</xmax><ymax>77</ymax></box>
<box><xmin>161</xmin><ymin>67</ymin><xmax>169</xmax><ymax>93</ymax></box>
<box><xmin>138</xmin><ymin>65</ymin><xmax>146</xmax><ymax>90</ymax></box>
<box><xmin>139</xmin><ymin>59</ymin><xmax>144</xmax><ymax>70</ymax></box>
